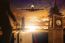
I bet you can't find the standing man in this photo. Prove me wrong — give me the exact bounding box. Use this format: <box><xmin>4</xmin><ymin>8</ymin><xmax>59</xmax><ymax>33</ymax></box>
<box><xmin>0</xmin><ymin>0</ymin><xmax>16</xmax><ymax>43</ymax></box>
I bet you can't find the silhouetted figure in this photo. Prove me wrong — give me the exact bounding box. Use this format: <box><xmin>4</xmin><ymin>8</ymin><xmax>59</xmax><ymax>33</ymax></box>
<box><xmin>0</xmin><ymin>0</ymin><xmax>16</xmax><ymax>43</ymax></box>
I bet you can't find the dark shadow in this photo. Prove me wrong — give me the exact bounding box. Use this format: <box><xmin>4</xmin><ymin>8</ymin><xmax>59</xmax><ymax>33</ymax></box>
<box><xmin>32</xmin><ymin>32</ymin><xmax>48</xmax><ymax>43</ymax></box>
<box><xmin>63</xmin><ymin>28</ymin><xmax>65</xmax><ymax>43</ymax></box>
<box><xmin>0</xmin><ymin>0</ymin><xmax>16</xmax><ymax>43</ymax></box>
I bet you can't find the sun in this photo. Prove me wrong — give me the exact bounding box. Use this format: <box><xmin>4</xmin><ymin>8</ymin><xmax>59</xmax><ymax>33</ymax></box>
<box><xmin>25</xmin><ymin>25</ymin><xmax>39</xmax><ymax>32</ymax></box>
